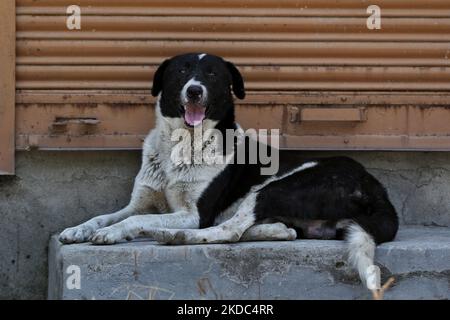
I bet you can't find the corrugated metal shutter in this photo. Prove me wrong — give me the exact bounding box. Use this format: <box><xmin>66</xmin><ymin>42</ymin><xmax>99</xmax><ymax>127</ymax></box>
<box><xmin>15</xmin><ymin>0</ymin><xmax>450</xmax><ymax>150</ymax></box>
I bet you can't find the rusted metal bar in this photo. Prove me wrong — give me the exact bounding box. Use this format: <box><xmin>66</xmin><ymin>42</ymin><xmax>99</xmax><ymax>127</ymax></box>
<box><xmin>0</xmin><ymin>0</ymin><xmax>16</xmax><ymax>175</ymax></box>
<box><xmin>281</xmin><ymin>135</ymin><xmax>450</xmax><ymax>151</ymax></box>
<box><xmin>16</xmin><ymin>16</ymin><xmax>450</xmax><ymax>42</ymax></box>
<box><xmin>17</xmin><ymin>40</ymin><xmax>450</xmax><ymax>66</ymax></box>
<box><xmin>16</xmin><ymin>0</ymin><xmax>450</xmax><ymax>17</ymax></box>
<box><xmin>15</xmin><ymin>65</ymin><xmax>450</xmax><ymax>91</ymax></box>
<box><xmin>16</xmin><ymin>90</ymin><xmax>450</xmax><ymax>106</ymax></box>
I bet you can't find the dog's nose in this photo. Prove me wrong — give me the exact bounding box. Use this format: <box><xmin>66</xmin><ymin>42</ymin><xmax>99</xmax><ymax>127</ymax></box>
<box><xmin>186</xmin><ymin>85</ymin><xmax>203</xmax><ymax>100</ymax></box>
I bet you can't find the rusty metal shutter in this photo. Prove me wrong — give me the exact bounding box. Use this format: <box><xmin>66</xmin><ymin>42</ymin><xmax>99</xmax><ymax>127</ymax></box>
<box><xmin>15</xmin><ymin>0</ymin><xmax>450</xmax><ymax>150</ymax></box>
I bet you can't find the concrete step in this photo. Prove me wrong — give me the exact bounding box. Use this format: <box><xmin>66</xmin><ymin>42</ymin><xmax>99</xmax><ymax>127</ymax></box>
<box><xmin>48</xmin><ymin>226</ymin><xmax>450</xmax><ymax>300</ymax></box>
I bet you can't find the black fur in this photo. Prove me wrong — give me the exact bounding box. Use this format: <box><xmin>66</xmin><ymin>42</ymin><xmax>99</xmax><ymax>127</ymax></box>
<box><xmin>254</xmin><ymin>155</ymin><xmax>398</xmax><ymax>244</ymax></box>
<box><xmin>225</xmin><ymin>61</ymin><xmax>246</xmax><ymax>99</ymax></box>
<box><xmin>151</xmin><ymin>58</ymin><xmax>171</xmax><ymax>97</ymax></box>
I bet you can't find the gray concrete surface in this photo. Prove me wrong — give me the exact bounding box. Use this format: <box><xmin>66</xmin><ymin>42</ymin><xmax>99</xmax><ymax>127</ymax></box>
<box><xmin>48</xmin><ymin>226</ymin><xmax>450</xmax><ymax>300</ymax></box>
<box><xmin>1</xmin><ymin>150</ymin><xmax>450</xmax><ymax>299</ymax></box>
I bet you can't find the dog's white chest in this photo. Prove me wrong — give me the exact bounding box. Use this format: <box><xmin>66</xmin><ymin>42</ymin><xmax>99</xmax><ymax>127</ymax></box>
<box><xmin>141</xmin><ymin>116</ymin><xmax>230</xmax><ymax>213</ymax></box>
<box><xmin>164</xmin><ymin>163</ymin><xmax>223</xmax><ymax>212</ymax></box>
<box><xmin>165</xmin><ymin>180</ymin><xmax>205</xmax><ymax>212</ymax></box>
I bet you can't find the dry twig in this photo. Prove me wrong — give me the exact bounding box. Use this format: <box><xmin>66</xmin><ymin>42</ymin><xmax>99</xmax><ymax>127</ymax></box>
<box><xmin>371</xmin><ymin>277</ymin><xmax>395</xmax><ymax>300</ymax></box>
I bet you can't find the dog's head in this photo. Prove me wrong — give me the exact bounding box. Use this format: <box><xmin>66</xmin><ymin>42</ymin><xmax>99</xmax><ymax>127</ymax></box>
<box><xmin>151</xmin><ymin>53</ymin><xmax>245</xmax><ymax>129</ymax></box>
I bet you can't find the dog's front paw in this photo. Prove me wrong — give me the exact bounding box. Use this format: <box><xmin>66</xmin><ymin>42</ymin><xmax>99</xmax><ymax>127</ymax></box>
<box><xmin>91</xmin><ymin>226</ymin><xmax>126</xmax><ymax>245</ymax></box>
<box><xmin>59</xmin><ymin>224</ymin><xmax>96</xmax><ymax>244</ymax></box>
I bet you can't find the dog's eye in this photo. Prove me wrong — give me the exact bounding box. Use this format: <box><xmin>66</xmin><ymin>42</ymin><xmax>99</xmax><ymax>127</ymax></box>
<box><xmin>179</xmin><ymin>69</ymin><xmax>187</xmax><ymax>74</ymax></box>
<box><xmin>208</xmin><ymin>71</ymin><xmax>216</xmax><ymax>77</ymax></box>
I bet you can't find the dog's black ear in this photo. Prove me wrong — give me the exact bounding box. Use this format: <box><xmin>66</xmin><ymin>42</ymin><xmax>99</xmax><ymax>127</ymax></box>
<box><xmin>151</xmin><ymin>58</ymin><xmax>171</xmax><ymax>97</ymax></box>
<box><xmin>225</xmin><ymin>61</ymin><xmax>245</xmax><ymax>99</ymax></box>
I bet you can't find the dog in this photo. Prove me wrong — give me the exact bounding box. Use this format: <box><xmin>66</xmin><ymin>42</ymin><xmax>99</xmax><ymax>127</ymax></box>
<box><xmin>59</xmin><ymin>53</ymin><xmax>399</xmax><ymax>293</ymax></box>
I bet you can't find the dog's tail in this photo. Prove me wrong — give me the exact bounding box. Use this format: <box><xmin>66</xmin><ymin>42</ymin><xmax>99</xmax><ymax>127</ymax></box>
<box><xmin>345</xmin><ymin>196</ymin><xmax>398</xmax><ymax>289</ymax></box>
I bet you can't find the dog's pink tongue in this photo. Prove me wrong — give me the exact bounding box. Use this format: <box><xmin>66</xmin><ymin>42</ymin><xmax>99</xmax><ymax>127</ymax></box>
<box><xmin>184</xmin><ymin>104</ymin><xmax>205</xmax><ymax>126</ymax></box>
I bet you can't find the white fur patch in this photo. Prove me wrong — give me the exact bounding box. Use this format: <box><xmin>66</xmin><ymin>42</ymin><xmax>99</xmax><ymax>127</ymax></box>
<box><xmin>276</xmin><ymin>161</ymin><xmax>318</xmax><ymax>181</ymax></box>
<box><xmin>255</xmin><ymin>161</ymin><xmax>318</xmax><ymax>192</ymax></box>
<box><xmin>198</xmin><ymin>53</ymin><xmax>207</xmax><ymax>60</ymax></box>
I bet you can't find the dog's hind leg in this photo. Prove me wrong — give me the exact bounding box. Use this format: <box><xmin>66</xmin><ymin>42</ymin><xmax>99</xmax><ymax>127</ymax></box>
<box><xmin>240</xmin><ymin>223</ymin><xmax>297</xmax><ymax>241</ymax></box>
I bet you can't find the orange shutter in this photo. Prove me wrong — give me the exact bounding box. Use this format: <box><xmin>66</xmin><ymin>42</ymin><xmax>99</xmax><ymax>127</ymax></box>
<box><xmin>14</xmin><ymin>0</ymin><xmax>450</xmax><ymax>151</ymax></box>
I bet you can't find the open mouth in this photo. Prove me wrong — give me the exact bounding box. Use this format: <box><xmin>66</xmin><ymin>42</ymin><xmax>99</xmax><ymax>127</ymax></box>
<box><xmin>184</xmin><ymin>103</ymin><xmax>206</xmax><ymax>127</ymax></box>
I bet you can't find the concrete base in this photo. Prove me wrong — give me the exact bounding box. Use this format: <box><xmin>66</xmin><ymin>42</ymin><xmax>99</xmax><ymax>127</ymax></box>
<box><xmin>48</xmin><ymin>226</ymin><xmax>450</xmax><ymax>300</ymax></box>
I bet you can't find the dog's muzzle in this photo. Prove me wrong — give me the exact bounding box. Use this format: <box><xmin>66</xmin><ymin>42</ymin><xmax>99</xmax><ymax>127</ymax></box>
<box><xmin>184</xmin><ymin>85</ymin><xmax>206</xmax><ymax>127</ymax></box>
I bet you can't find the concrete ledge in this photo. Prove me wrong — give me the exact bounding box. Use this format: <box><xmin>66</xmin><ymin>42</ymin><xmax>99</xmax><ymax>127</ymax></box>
<box><xmin>48</xmin><ymin>226</ymin><xmax>450</xmax><ymax>300</ymax></box>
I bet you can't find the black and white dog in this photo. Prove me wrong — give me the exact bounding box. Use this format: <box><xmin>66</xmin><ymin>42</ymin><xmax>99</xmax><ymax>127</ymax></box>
<box><xmin>60</xmin><ymin>53</ymin><xmax>398</xmax><ymax>291</ymax></box>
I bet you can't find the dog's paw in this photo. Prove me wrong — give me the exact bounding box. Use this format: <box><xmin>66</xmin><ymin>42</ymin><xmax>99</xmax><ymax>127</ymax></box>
<box><xmin>90</xmin><ymin>226</ymin><xmax>126</xmax><ymax>245</ymax></box>
<box><xmin>273</xmin><ymin>222</ymin><xmax>297</xmax><ymax>240</ymax></box>
<box><xmin>59</xmin><ymin>224</ymin><xmax>96</xmax><ymax>244</ymax></box>
<box><xmin>285</xmin><ymin>227</ymin><xmax>297</xmax><ymax>240</ymax></box>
